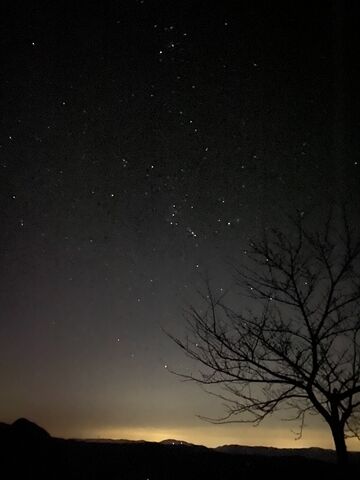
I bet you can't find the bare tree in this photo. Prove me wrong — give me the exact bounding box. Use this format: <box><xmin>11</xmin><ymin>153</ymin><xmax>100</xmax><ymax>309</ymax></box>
<box><xmin>171</xmin><ymin>206</ymin><xmax>360</xmax><ymax>466</ymax></box>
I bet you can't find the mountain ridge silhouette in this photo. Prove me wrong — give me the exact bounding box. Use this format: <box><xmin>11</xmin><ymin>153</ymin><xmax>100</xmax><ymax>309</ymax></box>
<box><xmin>2</xmin><ymin>418</ymin><xmax>360</xmax><ymax>459</ymax></box>
<box><xmin>1</xmin><ymin>418</ymin><xmax>359</xmax><ymax>479</ymax></box>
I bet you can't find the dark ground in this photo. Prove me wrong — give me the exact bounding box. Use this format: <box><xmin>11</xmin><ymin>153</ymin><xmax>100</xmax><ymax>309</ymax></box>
<box><xmin>0</xmin><ymin>419</ymin><xmax>359</xmax><ymax>479</ymax></box>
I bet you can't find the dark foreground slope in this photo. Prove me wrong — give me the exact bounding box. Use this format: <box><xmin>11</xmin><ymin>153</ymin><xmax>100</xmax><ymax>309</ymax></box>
<box><xmin>0</xmin><ymin>419</ymin><xmax>358</xmax><ymax>479</ymax></box>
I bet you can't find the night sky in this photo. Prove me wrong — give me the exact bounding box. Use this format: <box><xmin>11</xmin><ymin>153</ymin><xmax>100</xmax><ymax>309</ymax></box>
<box><xmin>1</xmin><ymin>0</ymin><xmax>360</xmax><ymax>448</ymax></box>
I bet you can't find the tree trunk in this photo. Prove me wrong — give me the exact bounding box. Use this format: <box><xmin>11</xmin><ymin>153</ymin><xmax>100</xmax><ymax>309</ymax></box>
<box><xmin>330</xmin><ymin>422</ymin><xmax>348</xmax><ymax>467</ymax></box>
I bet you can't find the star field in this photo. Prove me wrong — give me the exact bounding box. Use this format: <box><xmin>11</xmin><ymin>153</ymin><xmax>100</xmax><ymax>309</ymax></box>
<box><xmin>0</xmin><ymin>0</ymin><xmax>359</xmax><ymax>447</ymax></box>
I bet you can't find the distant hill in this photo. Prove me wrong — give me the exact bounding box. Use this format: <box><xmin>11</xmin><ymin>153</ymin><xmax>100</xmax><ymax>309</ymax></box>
<box><xmin>82</xmin><ymin>436</ymin><xmax>359</xmax><ymax>464</ymax></box>
<box><xmin>160</xmin><ymin>438</ymin><xmax>199</xmax><ymax>447</ymax></box>
<box><xmin>11</xmin><ymin>417</ymin><xmax>51</xmax><ymax>439</ymax></box>
<box><xmin>215</xmin><ymin>444</ymin><xmax>343</xmax><ymax>462</ymax></box>
<box><xmin>80</xmin><ymin>437</ymin><xmax>148</xmax><ymax>444</ymax></box>
<box><xmin>0</xmin><ymin>418</ymin><xmax>359</xmax><ymax>479</ymax></box>
<box><xmin>80</xmin><ymin>437</ymin><xmax>197</xmax><ymax>447</ymax></box>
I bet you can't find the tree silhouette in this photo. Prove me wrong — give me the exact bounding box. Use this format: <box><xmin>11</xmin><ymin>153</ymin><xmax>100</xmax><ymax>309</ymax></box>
<box><xmin>171</xmin><ymin>206</ymin><xmax>360</xmax><ymax>466</ymax></box>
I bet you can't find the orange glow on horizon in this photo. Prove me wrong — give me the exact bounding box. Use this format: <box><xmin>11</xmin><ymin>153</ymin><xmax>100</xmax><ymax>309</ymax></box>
<box><xmin>58</xmin><ymin>424</ymin><xmax>360</xmax><ymax>451</ymax></box>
